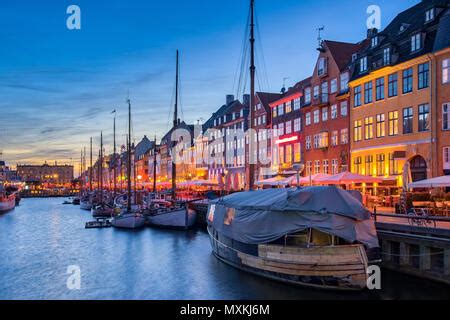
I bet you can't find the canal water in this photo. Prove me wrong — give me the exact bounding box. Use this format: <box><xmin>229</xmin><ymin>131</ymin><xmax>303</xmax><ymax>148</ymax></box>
<box><xmin>0</xmin><ymin>198</ymin><xmax>448</xmax><ymax>300</ymax></box>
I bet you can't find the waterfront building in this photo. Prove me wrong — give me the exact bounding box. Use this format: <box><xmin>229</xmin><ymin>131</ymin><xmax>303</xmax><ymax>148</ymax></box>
<box><xmin>16</xmin><ymin>162</ymin><xmax>74</xmax><ymax>185</ymax></box>
<box><xmin>0</xmin><ymin>161</ymin><xmax>18</xmax><ymax>182</ymax></box>
<box><xmin>349</xmin><ymin>0</ymin><xmax>450</xmax><ymax>194</ymax></box>
<box><xmin>204</xmin><ymin>95</ymin><xmax>249</xmax><ymax>191</ymax></box>
<box><xmin>302</xmin><ymin>40</ymin><xmax>366</xmax><ymax>179</ymax></box>
<box><xmin>269</xmin><ymin>79</ymin><xmax>310</xmax><ymax>177</ymax></box>
<box><xmin>134</xmin><ymin>135</ymin><xmax>155</xmax><ymax>187</ymax></box>
<box><xmin>251</xmin><ymin>91</ymin><xmax>281</xmax><ymax>181</ymax></box>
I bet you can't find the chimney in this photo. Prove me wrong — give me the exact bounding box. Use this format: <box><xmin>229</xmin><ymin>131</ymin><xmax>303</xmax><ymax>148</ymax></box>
<box><xmin>367</xmin><ymin>28</ymin><xmax>378</xmax><ymax>38</ymax></box>
<box><xmin>243</xmin><ymin>94</ymin><xmax>250</xmax><ymax>107</ymax></box>
<box><xmin>226</xmin><ymin>94</ymin><xmax>234</xmax><ymax>105</ymax></box>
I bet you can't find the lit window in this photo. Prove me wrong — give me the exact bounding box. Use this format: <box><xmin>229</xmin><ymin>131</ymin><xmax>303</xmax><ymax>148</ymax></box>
<box><xmin>388</xmin><ymin>111</ymin><xmax>399</xmax><ymax>136</ymax></box>
<box><xmin>376</xmin><ymin>114</ymin><xmax>385</xmax><ymax>138</ymax></box>
<box><xmin>364</xmin><ymin>117</ymin><xmax>374</xmax><ymax>140</ymax></box>
<box><xmin>411</xmin><ymin>33</ymin><xmax>421</xmax><ymax>52</ymax></box>
<box><xmin>354</xmin><ymin>120</ymin><xmax>362</xmax><ymax>142</ymax></box>
<box><xmin>360</xmin><ymin>57</ymin><xmax>368</xmax><ymax>73</ymax></box>
<box><xmin>285</xmin><ymin>101</ymin><xmax>292</xmax><ymax>113</ymax></box>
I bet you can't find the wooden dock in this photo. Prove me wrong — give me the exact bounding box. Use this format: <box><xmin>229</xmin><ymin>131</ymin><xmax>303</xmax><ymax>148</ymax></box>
<box><xmin>85</xmin><ymin>218</ymin><xmax>112</xmax><ymax>229</ymax></box>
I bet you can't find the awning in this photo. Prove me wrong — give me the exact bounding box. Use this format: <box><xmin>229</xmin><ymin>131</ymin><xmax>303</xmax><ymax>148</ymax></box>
<box><xmin>409</xmin><ymin>175</ymin><xmax>450</xmax><ymax>188</ymax></box>
<box><xmin>255</xmin><ymin>175</ymin><xmax>294</xmax><ymax>186</ymax></box>
<box><xmin>315</xmin><ymin>171</ymin><xmax>382</xmax><ymax>185</ymax></box>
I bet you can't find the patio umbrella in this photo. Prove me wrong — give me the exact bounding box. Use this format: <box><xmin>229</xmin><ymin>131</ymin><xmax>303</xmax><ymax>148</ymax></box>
<box><xmin>409</xmin><ymin>175</ymin><xmax>450</xmax><ymax>188</ymax></box>
<box><xmin>315</xmin><ymin>171</ymin><xmax>382</xmax><ymax>185</ymax></box>
<box><xmin>402</xmin><ymin>162</ymin><xmax>412</xmax><ymax>192</ymax></box>
<box><xmin>255</xmin><ymin>175</ymin><xmax>293</xmax><ymax>187</ymax></box>
<box><xmin>295</xmin><ymin>173</ymin><xmax>331</xmax><ymax>185</ymax></box>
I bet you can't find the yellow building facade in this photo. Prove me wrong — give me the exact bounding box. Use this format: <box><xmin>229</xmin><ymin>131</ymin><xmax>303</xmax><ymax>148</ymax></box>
<box><xmin>350</xmin><ymin>54</ymin><xmax>435</xmax><ymax>192</ymax></box>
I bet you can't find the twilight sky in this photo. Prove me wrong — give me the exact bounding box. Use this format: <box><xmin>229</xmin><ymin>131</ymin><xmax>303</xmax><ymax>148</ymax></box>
<box><xmin>0</xmin><ymin>0</ymin><xmax>419</xmax><ymax>173</ymax></box>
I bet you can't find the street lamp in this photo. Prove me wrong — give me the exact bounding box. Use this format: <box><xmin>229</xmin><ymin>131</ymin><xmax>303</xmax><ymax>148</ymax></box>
<box><xmin>292</xmin><ymin>163</ymin><xmax>305</xmax><ymax>189</ymax></box>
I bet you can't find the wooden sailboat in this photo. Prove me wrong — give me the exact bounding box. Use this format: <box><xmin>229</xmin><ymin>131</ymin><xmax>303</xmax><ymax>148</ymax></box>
<box><xmin>146</xmin><ymin>50</ymin><xmax>197</xmax><ymax>230</ymax></box>
<box><xmin>92</xmin><ymin>132</ymin><xmax>114</xmax><ymax>217</ymax></box>
<box><xmin>80</xmin><ymin>137</ymin><xmax>94</xmax><ymax>210</ymax></box>
<box><xmin>111</xmin><ymin>99</ymin><xmax>146</xmax><ymax>229</ymax></box>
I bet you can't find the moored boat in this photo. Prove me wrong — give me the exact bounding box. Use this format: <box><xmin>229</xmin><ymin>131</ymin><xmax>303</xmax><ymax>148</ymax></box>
<box><xmin>91</xmin><ymin>203</ymin><xmax>114</xmax><ymax>218</ymax></box>
<box><xmin>206</xmin><ymin>186</ymin><xmax>380</xmax><ymax>290</ymax></box>
<box><xmin>111</xmin><ymin>208</ymin><xmax>146</xmax><ymax>229</ymax></box>
<box><xmin>147</xmin><ymin>204</ymin><xmax>196</xmax><ymax>230</ymax></box>
<box><xmin>0</xmin><ymin>185</ymin><xmax>15</xmax><ymax>213</ymax></box>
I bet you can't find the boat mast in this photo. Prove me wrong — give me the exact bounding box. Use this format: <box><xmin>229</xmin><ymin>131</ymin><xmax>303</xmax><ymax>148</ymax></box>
<box><xmin>127</xmin><ymin>99</ymin><xmax>132</xmax><ymax>212</ymax></box>
<box><xmin>79</xmin><ymin>149</ymin><xmax>83</xmax><ymax>196</ymax></box>
<box><xmin>100</xmin><ymin>131</ymin><xmax>103</xmax><ymax>204</ymax></box>
<box><xmin>113</xmin><ymin>112</ymin><xmax>116</xmax><ymax>199</ymax></box>
<box><xmin>246</xmin><ymin>0</ymin><xmax>256</xmax><ymax>191</ymax></box>
<box><xmin>171</xmin><ymin>50</ymin><xmax>179</xmax><ymax>200</ymax></box>
<box><xmin>89</xmin><ymin>137</ymin><xmax>93</xmax><ymax>192</ymax></box>
<box><xmin>153</xmin><ymin>135</ymin><xmax>157</xmax><ymax>193</ymax></box>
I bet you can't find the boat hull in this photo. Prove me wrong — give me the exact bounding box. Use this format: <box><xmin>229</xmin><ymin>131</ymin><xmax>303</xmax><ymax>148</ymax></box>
<box><xmin>0</xmin><ymin>195</ymin><xmax>15</xmax><ymax>213</ymax></box>
<box><xmin>147</xmin><ymin>207</ymin><xmax>196</xmax><ymax>230</ymax></box>
<box><xmin>111</xmin><ymin>213</ymin><xmax>146</xmax><ymax>229</ymax></box>
<box><xmin>207</xmin><ymin>226</ymin><xmax>369</xmax><ymax>290</ymax></box>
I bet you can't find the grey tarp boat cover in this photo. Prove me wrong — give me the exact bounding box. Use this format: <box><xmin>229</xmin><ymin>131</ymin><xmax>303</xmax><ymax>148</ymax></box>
<box><xmin>208</xmin><ymin>186</ymin><xmax>379</xmax><ymax>248</ymax></box>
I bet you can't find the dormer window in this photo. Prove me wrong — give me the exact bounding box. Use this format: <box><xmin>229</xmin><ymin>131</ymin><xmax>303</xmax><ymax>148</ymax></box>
<box><xmin>411</xmin><ymin>33</ymin><xmax>422</xmax><ymax>52</ymax></box>
<box><xmin>360</xmin><ymin>57</ymin><xmax>368</xmax><ymax>73</ymax></box>
<box><xmin>317</xmin><ymin>57</ymin><xmax>327</xmax><ymax>76</ymax></box>
<box><xmin>371</xmin><ymin>36</ymin><xmax>378</xmax><ymax>48</ymax></box>
<box><xmin>425</xmin><ymin>8</ymin><xmax>435</xmax><ymax>22</ymax></box>
<box><xmin>352</xmin><ymin>53</ymin><xmax>358</xmax><ymax>62</ymax></box>
<box><xmin>383</xmin><ymin>47</ymin><xmax>390</xmax><ymax>65</ymax></box>
<box><xmin>399</xmin><ymin>23</ymin><xmax>410</xmax><ymax>34</ymax></box>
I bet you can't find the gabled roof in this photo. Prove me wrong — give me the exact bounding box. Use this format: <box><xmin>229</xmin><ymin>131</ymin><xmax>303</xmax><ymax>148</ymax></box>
<box><xmin>324</xmin><ymin>40</ymin><xmax>368</xmax><ymax>71</ymax></box>
<box><xmin>134</xmin><ymin>135</ymin><xmax>154</xmax><ymax>158</ymax></box>
<box><xmin>270</xmin><ymin>77</ymin><xmax>312</xmax><ymax>107</ymax></box>
<box><xmin>256</xmin><ymin>92</ymin><xmax>282</xmax><ymax>114</ymax></box>
<box><xmin>203</xmin><ymin>99</ymin><xmax>243</xmax><ymax>130</ymax></box>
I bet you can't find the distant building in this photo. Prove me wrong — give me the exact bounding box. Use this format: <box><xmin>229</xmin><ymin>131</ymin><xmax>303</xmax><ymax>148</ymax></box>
<box><xmin>16</xmin><ymin>162</ymin><xmax>74</xmax><ymax>185</ymax></box>
<box><xmin>0</xmin><ymin>161</ymin><xmax>18</xmax><ymax>182</ymax></box>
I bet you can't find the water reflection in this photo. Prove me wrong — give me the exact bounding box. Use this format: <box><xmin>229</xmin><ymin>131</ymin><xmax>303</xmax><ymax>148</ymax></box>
<box><xmin>0</xmin><ymin>198</ymin><xmax>448</xmax><ymax>300</ymax></box>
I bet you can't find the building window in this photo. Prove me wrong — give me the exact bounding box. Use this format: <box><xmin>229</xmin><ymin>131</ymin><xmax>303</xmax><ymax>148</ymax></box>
<box><xmin>278</xmin><ymin>122</ymin><xmax>285</xmax><ymax>136</ymax></box>
<box><xmin>411</xmin><ymin>33</ymin><xmax>422</xmax><ymax>52</ymax></box>
<box><xmin>331</xmin><ymin>104</ymin><xmax>337</xmax><ymax>119</ymax></box>
<box><xmin>443</xmin><ymin>103</ymin><xmax>450</xmax><ymax>130</ymax></box>
<box><xmin>306</xmin><ymin>161</ymin><xmax>312</xmax><ymax>175</ymax></box>
<box><xmin>388</xmin><ymin>73</ymin><xmax>398</xmax><ymax>97</ymax></box>
<box><xmin>313</xmin><ymin>135</ymin><xmax>319</xmax><ymax>149</ymax></box>
<box><xmin>388</xmin><ymin>111</ymin><xmax>399</xmax><ymax>136</ymax></box>
<box><xmin>340</xmin><ymin>101</ymin><xmax>348</xmax><ymax>117</ymax></box>
<box><xmin>314</xmin><ymin>160</ymin><xmax>321</xmax><ymax>174</ymax></box>
<box><xmin>418</xmin><ymin>104</ymin><xmax>430</xmax><ymax>132</ymax></box>
<box><xmin>443</xmin><ymin>59</ymin><xmax>450</xmax><ymax>84</ymax></box>
<box><xmin>340</xmin><ymin>72</ymin><xmax>349</xmax><ymax>92</ymax></box>
<box><xmin>376</xmin><ymin>154</ymin><xmax>385</xmax><ymax>176</ymax></box>
<box><xmin>304</xmin><ymin>88</ymin><xmax>311</xmax><ymax>104</ymax></box>
<box><xmin>403</xmin><ymin>107</ymin><xmax>413</xmax><ymax>134</ymax></box>
<box><xmin>389</xmin><ymin>153</ymin><xmax>399</xmax><ymax>175</ymax></box>
<box><xmin>383</xmin><ymin>48</ymin><xmax>390</xmax><ymax>65</ymax></box>
<box><xmin>313</xmin><ymin>85</ymin><xmax>320</xmax><ymax>99</ymax></box>
<box><xmin>313</xmin><ymin>109</ymin><xmax>320</xmax><ymax>124</ymax></box>
<box><xmin>364</xmin><ymin>81</ymin><xmax>373</xmax><ymax>104</ymax></box>
<box><xmin>403</xmin><ymin>68</ymin><xmax>413</xmax><ymax>94</ymax></box>
<box><xmin>321</xmin><ymin>81</ymin><xmax>328</xmax><ymax>103</ymax></box>
<box><xmin>331</xmin><ymin>130</ymin><xmax>338</xmax><ymax>146</ymax></box>
<box><xmin>322</xmin><ymin>107</ymin><xmax>328</xmax><ymax>122</ymax></box>
<box><xmin>278</xmin><ymin>104</ymin><xmax>284</xmax><ymax>116</ymax></box>
<box><xmin>318</xmin><ymin>57</ymin><xmax>327</xmax><ymax>76</ymax></box>
<box><xmin>364</xmin><ymin>117</ymin><xmax>374</xmax><ymax>140</ymax></box>
<box><xmin>425</xmin><ymin>8</ymin><xmax>435</xmax><ymax>22</ymax></box>
<box><xmin>331</xmin><ymin>159</ymin><xmax>338</xmax><ymax>174</ymax></box>
<box><xmin>444</xmin><ymin>147</ymin><xmax>450</xmax><ymax>170</ymax></box>
<box><xmin>293</xmin><ymin>98</ymin><xmax>301</xmax><ymax>110</ymax></box>
<box><xmin>330</xmin><ymin>78</ymin><xmax>337</xmax><ymax>93</ymax></box>
<box><xmin>306</xmin><ymin>136</ymin><xmax>311</xmax><ymax>150</ymax></box>
<box><xmin>341</xmin><ymin>128</ymin><xmax>348</xmax><ymax>144</ymax></box>
<box><xmin>323</xmin><ymin>160</ymin><xmax>329</xmax><ymax>174</ymax></box>
<box><xmin>294</xmin><ymin>143</ymin><xmax>301</xmax><ymax>163</ymax></box>
<box><xmin>354</xmin><ymin>120</ymin><xmax>362</xmax><ymax>142</ymax></box>
<box><xmin>294</xmin><ymin>118</ymin><xmax>301</xmax><ymax>132</ymax></box>
<box><xmin>354</xmin><ymin>156</ymin><xmax>362</xmax><ymax>174</ymax></box>
<box><xmin>360</xmin><ymin>57</ymin><xmax>368</xmax><ymax>73</ymax></box>
<box><xmin>354</xmin><ymin>85</ymin><xmax>362</xmax><ymax>107</ymax></box>
<box><xmin>371</xmin><ymin>36</ymin><xmax>378</xmax><ymax>48</ymax></box>
<box><xmin>376</xmin><ymin>77</ymin><xmax>384</xmax><ymax>100</ymax></box>
<box><xmin>272</xmin><ymin>108</ymin><xmax>277</xmax><ymax>118</ymax></box>
<box><xmin>365</xmin><ymin>155</ymin><xmax>373</xmax><ymax>176</ymax></box>
<box><xmin>418</xmin><ymin>63</ymin><xmax>429</xmax><ymax>89</ymax></box>
<box><xmin>285</xmin><ymin>120</ymin><xmax>292</xmax><ymax>134</ymax></box>
<box><xmin>273</xmin><ymin>124</ymin><xmax>278</xmax><ymax>137</ymax></box>
<box><xmin>376</xmin><ymin>114</ymin><xmax>385</xmax><ymax>138</ymax></box>
<box><xmin>305</xmin><ymin>112</ymin><xmax>311</xmax><ymax>126</ymax></box>
<box><xmin>285</xmin><ymin>101</ymin><xmax>292</xmax><ymax>113</ymax></box>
